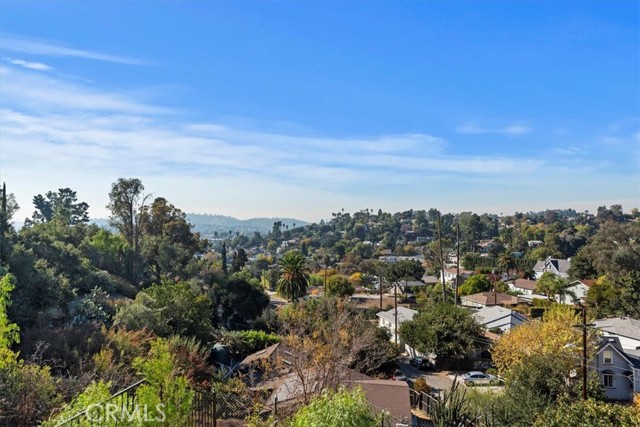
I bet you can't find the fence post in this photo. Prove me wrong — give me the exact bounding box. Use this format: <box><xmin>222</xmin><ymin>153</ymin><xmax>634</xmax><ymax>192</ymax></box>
<box><xmin>213</xmin><ymin>391</ymin><xmax>217</xmax><ymax>427</ymax></box>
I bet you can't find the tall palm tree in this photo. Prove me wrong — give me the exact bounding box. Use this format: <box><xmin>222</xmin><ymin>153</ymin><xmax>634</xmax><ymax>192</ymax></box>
<box><xmin>277</xmin><ymin>251</ymin><xmax>310</xmax><ymax>302</ymax></box>
<box><xmin>498</xmin><ymin>252</ymin><xmax>516</xmax><ymax>275</ymax></box>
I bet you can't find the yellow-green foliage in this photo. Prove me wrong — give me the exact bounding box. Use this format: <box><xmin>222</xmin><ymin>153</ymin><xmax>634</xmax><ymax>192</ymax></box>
<box><xmin>533</xmin><ymin>398</ymin><xmax>640</xmax><ymax>427</ymax></box>
<box><xmin>289</xmin><ymin>387</ymin><xmax>384</xmax><ymax>427</ymax></box>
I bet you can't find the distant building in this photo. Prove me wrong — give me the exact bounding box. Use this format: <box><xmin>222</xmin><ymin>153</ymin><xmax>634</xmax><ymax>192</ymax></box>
<box><xmin>460</xmin><ymin>292</ymin><xmax>521</xmax><ymax>309</ymax></box>
<box><xmin>471</xmin><ymin>306</ymin><xmax>528</xmax><ymax>333</ymax></box>
<box><xmin>507</xmin><ymin>278</ymin><xmax>538</xmax><ymax>296</ymax></box>
<box><xmin>376</xmin><ymin>306</ymin><xmax>418</xmax><ymax>344</ymax></box>
<box><xmin>533</xmin><ymin>256</ymin><xmax>571</xmax><ymax>279</ymax></box>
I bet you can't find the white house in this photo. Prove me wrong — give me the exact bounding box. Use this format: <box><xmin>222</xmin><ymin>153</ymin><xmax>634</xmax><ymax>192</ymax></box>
<box><xmin>594</xmin><ymin>317</ymin><xmax>640</xmax><ymax>350</ymax></box>
<box><xmin>533</xmin><ymin>257</ymin><xmax>571</xmax><ymax>280</ymax></box>
<box><xmin>376</xmin><ymin>306</ymin><xmax>418</xmax><ymax>345</ymax></box>
<box><xmin>594</xmin><ymin>336</ymin><xmax>640</xmax><ymax>401</ymax></box>
<box><xmin>556</xmin><ymin>279</ymin><xmax>595</xmax><ymax>304</ymax></box>
<box><xmin>507</xmin><ymin>278</ymin><xmax>538</xmax><ymax>296</ymax></box>
<box><xmin>440</xmin><ymin>268</ymin><xmax>474</xmax><ymax>285</ymax></box>
<box><xmin>471</xmin><ymin>306</ymin><xmax>528</xmax><ymax>333</ymax></box>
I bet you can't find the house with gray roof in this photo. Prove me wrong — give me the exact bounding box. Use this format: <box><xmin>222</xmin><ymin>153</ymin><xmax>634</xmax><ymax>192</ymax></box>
<box><xmin>594</xmin><ymin>317</ymin><xmax>640</xmax><ymax>350</ymax></box>
<box><xmin>471</xmin><ymin>306</ymin><xmax>528</xmax><ymax>333</ymax></box>
<box><xmin>377</xmin><ymin>306</ymin><xmax>417</xmax><ymax>345</ymax></box>
<box><xmin>533</xmin><ymin>256</ymin><xmax>571</xmax><ymax>279</ymax></box>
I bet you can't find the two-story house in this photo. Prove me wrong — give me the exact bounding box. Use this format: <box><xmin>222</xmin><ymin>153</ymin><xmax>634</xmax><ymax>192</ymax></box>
<box><xmin>533</xmin><ymin>257</ymin><xmax>571</xmax><ymax>280</ymax></box>
<box><xmin>594</xmin><ymin>337</ymin><xmax>640</xmax><ymax>401</ymax></box>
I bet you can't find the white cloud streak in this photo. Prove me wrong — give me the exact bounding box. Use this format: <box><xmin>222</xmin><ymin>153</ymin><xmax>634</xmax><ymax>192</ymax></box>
<box><xmin>457</xmin><ymin>122</ymin><xmax>532</xmax><ymax>136</ymax></box>
<box><xmin>0</xmin><ymin>36</ymin><xmax>145</xmax><ymax>65</ymax></box>
<box><xmin>2</xmin><ymin>57</ymin><xmax>53</xmax><ymax>71</ymax></box>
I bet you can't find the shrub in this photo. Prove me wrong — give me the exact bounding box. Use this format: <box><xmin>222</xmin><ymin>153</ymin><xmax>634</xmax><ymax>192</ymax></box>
<box><xmin>414</xmin><ymin>377</ymin><xmax>431</xmax><ymax>394</ymax></box>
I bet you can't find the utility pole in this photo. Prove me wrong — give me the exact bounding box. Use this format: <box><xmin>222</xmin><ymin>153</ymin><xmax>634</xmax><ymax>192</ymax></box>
<box><xmin>582</xmin><ymin>304</ymin><xmax>588</xmax><ymax>400</ymax></box>
<box><xmin>455</xmin><ymin>222</ymin><xmax>460</xmax><ymax>306</ymax></box>
<box><xmin>394</xmin><ymin>280</ymin><xmax>398</xmax><ymax>347</ymax></box>
<box><xmin>573</xmin><ymin>303</ymin><xmax>594</xmax><ymax>400</ymax></box>
<box><xmin>438</xmin><ymin>212</ymin><xmax>446</xmax><ymax>303</ymax></box>
<box><xmin>379</xmin><ymin>265</ymin><xmax>383</xmax><ymax>310</ymax></box>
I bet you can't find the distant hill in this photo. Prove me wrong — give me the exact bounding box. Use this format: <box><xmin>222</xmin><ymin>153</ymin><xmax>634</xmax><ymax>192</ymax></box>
<box><xmin>185</xmin><ymin>213</ymin><xmax>307</xmax><ymax>238</ymax></box>
<box><xmin>12</xmin><ymin>215</ymin><xmax>308</xmax><ymax>238</ymax></box>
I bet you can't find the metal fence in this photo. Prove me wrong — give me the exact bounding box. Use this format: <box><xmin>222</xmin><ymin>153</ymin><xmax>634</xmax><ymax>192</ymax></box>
<box><xmin>51</xmin><ymin>380</ymin><xmax>253</xmax><ymax>427</ymax></box>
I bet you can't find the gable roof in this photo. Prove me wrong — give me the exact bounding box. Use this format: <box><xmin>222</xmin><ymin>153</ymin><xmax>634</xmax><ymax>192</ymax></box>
<box><xmin>349</xmin><ymin>380</ymin><xmax>412</xmax><ymax>423</ymax></box>
<box><xmin>472</xmin><ymin>306</ymin><xmax>527</xmax><ymax>327</ymax></box>
<box><xmin>511</xmin><ymin>278</ymin><xmax>538</xmax><ymax>291</ymax></box>
<box><xmin>594</xmin><ymin>317</ymin><xmax>640</xmax><ymax>342</ymax></box>
<box><xmin>598</xmin><ymin>337</ymin><xmax>640</xmax><ymax>369</ymax></box>
<box><xmin>376</xmin><ymin>306</ymin><xmax>418</xmax><ymax>324</ymax></box>
<box><xmin>569</xmin><ymin>279</ymin><xmax>596</xmax><ymax>288</ymax></box>
<box><xmin>533</xmin><ymin>257</ymin><xmax>571</xmax><ymax>275</ymax></box>
<box><xmin>461</xmin><ymin>292</ymin><xmax>520</xmax><ymax>306</ymax></box>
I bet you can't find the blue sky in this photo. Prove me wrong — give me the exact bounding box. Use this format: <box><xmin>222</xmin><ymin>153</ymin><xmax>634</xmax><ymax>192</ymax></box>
<box><xmin>1</xmin><ymin>1</ymin><xmax>638</xmax><ymax>222</ymax></box>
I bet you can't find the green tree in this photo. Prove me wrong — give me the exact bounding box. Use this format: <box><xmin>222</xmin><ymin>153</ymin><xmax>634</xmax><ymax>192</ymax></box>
<box><xmin>536</xmin><ymin>272</ymin><xmax>573</xmax><ymax>301</ymax></box>
<box><xmin>232</xmin><ymin>248</ymin><xmax>248</xmax><ymax>273</ymax></box>
<box><xmin>457</xmin><ymin>274</ymin><xmax>492</xmax><ymax>296</ymax></box>
<box><xmin>139</xmin><ymin>197</ymin><xmax>203</xmax><ymax>284</ymax></box>
<box><xmin>114</xmin><ymin>281</ymin><xmax>214</xmax><ymax>342</ymax></box>
<box><xmin>0</xmin><ymin>273</ymin><xmax>20</xmax><ymax>367</ymax></box>
<box><xmin>107</xmin><ymin>178</ymin><xmax>150</xmax><ymax>284</ymax></box>
<box><xmin>324</xmin><ymin>275</ymin><xmax>355</xmax><ymax>298</ymax></box>
<box><xmin>277</xmin><ymin>250</ymin><xmax>310</xmax><ymax>301</ymax></box>
<box><xmin>29</xmin><ymin>188</ymin><xmax>89</xmax><ymax>225</ymax></box>
<box><xmin>400</xmin><ymin>304</ymin><xmax>484</xmax><ymax>361</ymax></box>
<box><xmin>498</xmin><ymin>253</ymin><xmax>516</xmax><ymax>274</ymax></box>
<box><xmin>221</xmin><ymin>241</ymin><xmax>228</xmax><ymax>275</ymax></box>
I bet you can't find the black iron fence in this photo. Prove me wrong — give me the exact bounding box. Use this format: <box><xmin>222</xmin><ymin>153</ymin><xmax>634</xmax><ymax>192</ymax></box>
<box><xmin>51</xmin><ymin>380</ymin><xmax>253</xmax><ymax>427</ymax></box>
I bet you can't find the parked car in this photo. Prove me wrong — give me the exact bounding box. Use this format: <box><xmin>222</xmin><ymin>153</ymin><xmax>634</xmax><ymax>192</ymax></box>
<box><xmin>392</xmin><ymin>370</ymin><xmax>408</xmax><ymax>382</ymax></box>
<box><xmin>460</xmin><ymin>371</ymin><xmax>501</xmax><ymax>386</ymax></box>
<box><xmin>409</xmin><ymin>357</ymin><xmax>433</xmax><ymax>370</ymax></box>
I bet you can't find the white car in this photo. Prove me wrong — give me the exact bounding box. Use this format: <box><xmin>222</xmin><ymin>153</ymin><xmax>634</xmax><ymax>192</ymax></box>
<box><xmin>460</xmin><ymin>371</ymin><xmax>501</xmax><ymax>386</ymax></box>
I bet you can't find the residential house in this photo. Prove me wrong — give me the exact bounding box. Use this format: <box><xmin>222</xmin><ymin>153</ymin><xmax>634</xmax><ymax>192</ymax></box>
<box><xmin>533</xmin><ymin>256</ymin><xmax>571</xmax><ymax>280</ymax></box>
<box><xmin>594</xmin><ymin>336</ymin><xmax>640</xmax><ymax>401</ymax></box>
<box><xmin>460</xmin><ymin>292</ymin><xmax>521</xmax><ymax>309</ymax></box>
<box><xmin>471</xmin><ymin>306</ymin><xmax>528</xmax><ymax>333</ymax></box>
<box><xmin>594</xmin><ymin>317</ymin><xmax>640</xmax><ymax>350</ymax></box>
<box><xmin>557</xmin><ymin>279</ymin><xmax>595</xmax><ymax>305</ymax></box>
<box><xmin>441</xmin><ymin>268</ymin><xmax>474</xmax><ymax>286</ymax></box>
<box><xmin>507</xmin><ymin>278</ymin><xmax>538</xmax><ymax>296</ymax></box>
<box><xmin>377</xmin><ymin>306</ymin><xmax>418</xmax><ymax>344</ymax></box>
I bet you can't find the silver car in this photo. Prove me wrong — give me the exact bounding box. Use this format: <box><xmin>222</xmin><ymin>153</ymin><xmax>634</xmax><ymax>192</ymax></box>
<box><xmin>461</xmin><ymin>371</ymin><xmax>501</xmax><ymax>386</ymax></box>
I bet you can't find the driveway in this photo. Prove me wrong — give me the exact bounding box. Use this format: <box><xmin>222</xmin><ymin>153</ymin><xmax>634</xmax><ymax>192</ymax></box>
<box><xmin>397</xmin><ymin>357</ymin><xmax>453</xmax><ymax>396</ymax></box>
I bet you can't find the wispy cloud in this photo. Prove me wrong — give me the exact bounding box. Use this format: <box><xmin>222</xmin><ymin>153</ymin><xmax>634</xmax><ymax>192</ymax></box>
<box><xmin>2</xmin><ymin>57</ymin><xmax>52</xmax><ymax>71</ymax></box>
<box><xmin>1</xmin><ymin>59</ymin><xmax>635</xmax><ymax>221</ymax></box>
<box><xmin>0</xmin><ymin>35</ymin><xmax>145</xmax><ymax>65</ymax></box>
<box><xmin>0</xmin><ymin>65</ymin><xmax>169</xmax><ymax>114</ymax></box>
<box><xmin>553</xmin><ymin>146</ymin><xmax>587</xmax><ymax>156</ymax></box>
<box><xmin>457</xmin><ymin>122</ymin><xmax>532</xmax><ymax>136</ymax></box>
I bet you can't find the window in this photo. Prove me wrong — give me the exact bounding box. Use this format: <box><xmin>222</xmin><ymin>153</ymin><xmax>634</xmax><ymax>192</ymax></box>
<box><xmin>603</xmin><ymin>374</ymin><xmax>614</xmax><ymax>388</ymax></box>
<box><xmin>603</xmin><ymin>350</ymin><xmax>613</xmax><ymax>364</ymax></box>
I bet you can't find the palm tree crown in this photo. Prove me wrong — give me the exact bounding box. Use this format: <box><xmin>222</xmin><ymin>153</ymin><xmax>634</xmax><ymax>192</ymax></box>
<box><xmin>277</xmin><ymin>251</ymin><xmax>310</xmax><ymax>302</ymax></box>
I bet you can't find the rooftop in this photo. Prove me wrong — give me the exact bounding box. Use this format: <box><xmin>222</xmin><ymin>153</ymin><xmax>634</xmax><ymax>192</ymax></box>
<box><xmin>594</xmin><ymin>317</ymin><xmax>640</xmax><ymax>342</ymax></box>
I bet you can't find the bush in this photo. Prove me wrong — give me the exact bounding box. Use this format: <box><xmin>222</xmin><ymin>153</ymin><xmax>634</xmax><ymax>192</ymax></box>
<box><xmin>414</xmin><ymin>377</ymin><xmax>431</xmax><ymax>394</ymax></box>
<box><xmin>0</xmin><ymin>360</ymin><xmax>61</xmax><ymax>427</ymax></box>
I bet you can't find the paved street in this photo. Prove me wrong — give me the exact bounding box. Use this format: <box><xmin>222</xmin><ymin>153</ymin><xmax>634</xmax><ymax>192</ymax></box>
<box><xmin>396</xmin><ymin>357</ymin><xmax>453</xmax><ymax>395</ymax></box>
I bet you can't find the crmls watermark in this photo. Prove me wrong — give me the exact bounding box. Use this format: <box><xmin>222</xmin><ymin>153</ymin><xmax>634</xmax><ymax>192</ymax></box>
<box><xmin>84</xmin><ymin>403</ymin><xmax>166</xmax><ymax>424</ymax></box>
